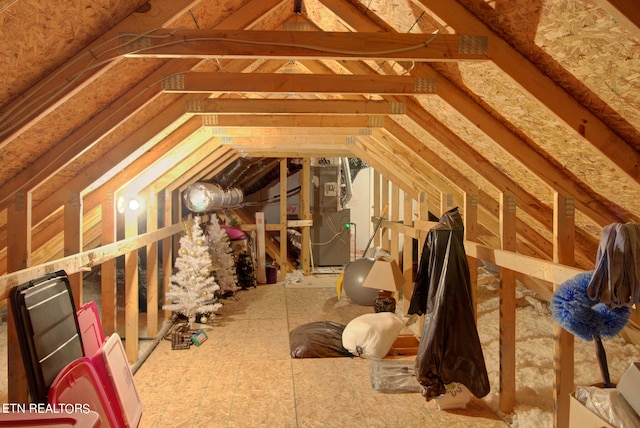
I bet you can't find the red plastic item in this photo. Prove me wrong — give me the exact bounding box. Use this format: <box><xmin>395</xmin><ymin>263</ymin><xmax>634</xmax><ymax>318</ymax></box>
<box><xmin>48</xmin><ymin>357</ymin><xmax>119</xmax><ymax>428</ymax></box>
<box><xmin>90</xmin><ymin>333</ymin><xmax>142</xmax><ymax>427</ymax></box>
<box><xmin>221</xmin><ymin>225</ymin><xmax>246</xmax><ymax>240</ymax></box>
<box><xmin>76</xmin><ymin>301</ymin><xmax>106</xmax><ymax>358</ymax></box>
<box><xmin>0</xmin><ymin>410</ymin><xmax>100</xmax><ymax>427</ymax></box>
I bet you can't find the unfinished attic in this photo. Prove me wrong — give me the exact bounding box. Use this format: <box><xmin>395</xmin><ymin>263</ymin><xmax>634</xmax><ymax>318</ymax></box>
<box><xmin>1</xmin><ymin>0</ymin><xmax>640</xmax><ymax>426</ymax></box>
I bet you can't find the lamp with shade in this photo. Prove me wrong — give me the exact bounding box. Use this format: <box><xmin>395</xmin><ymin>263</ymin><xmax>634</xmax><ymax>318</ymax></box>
<box><xmin>362</xmin><ymin>258</ymin><xmax>406</xmax><ymax>313</ymax></box>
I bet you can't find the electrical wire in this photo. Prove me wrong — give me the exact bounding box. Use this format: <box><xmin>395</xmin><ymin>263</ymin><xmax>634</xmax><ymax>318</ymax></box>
<box><xmin>310</xmin><ymin>229</ymin><xmax>345</xmax><ymax>246</ymax></box>
<box><xmin>0</xmin><ymin>26</ymin><xmax>184</xmax><ymax>137</ymax></box>
<box><xmin>120</xmin><ymin>31</ymin><xmax>442</xmax><ymax>59</ymax></box>
<box><xmin>0</xmin><ymin>28</ymin><xmax>441</xmax><ymax>137</ymax></box>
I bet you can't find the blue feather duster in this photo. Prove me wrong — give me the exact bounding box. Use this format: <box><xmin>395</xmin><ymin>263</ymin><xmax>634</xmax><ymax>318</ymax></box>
<box><xmin>551</xmin><ymin>270</ymin><xmax>631</xmax><ymax>341</ymax></box>
<box><xmin>551</xmin><ymin>270</ymin><xmax>631</xmax><ymax>386</ymax></box>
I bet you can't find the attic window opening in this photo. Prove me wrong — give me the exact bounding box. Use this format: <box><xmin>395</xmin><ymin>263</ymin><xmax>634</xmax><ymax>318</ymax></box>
<box><xmin>294</xmin><ymin>0</ymin><xmax>302</xmax><ymax>14</ymax></box>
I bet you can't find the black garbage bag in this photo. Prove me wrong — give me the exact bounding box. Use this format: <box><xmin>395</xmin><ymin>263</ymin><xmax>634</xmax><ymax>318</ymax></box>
<box><xmin>289</xmin><ymin>321</ymin><xmax>353</xmax><ymax>358</ymax></box>
<box><xmin>408</xmin><ymin>207</ymin><xmax>490</xmax><ymax>400</ymax></box>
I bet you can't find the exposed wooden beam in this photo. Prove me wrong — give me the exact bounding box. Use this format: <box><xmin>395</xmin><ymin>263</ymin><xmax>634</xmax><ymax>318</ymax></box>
<box><xmin>349</xmin><ymin>142</ymin><xmax>420</xmax><ymax>200</ymax></box>
<box><xmin>372</xmin><ymin>128</ymin><xmax>463</xmax><ymax>197</ymax></box>
<box><xmin>0</xmin><ymin>62</ymin><xmax>197</xmax><ymax>215</ymax></box>
<box><xmin>232</xmin><ymin>147</ymin><xmax>353</xmax><ymax>157</ymax></box>
<box><xmin>2</xmin><ymin>0</ymin><xmax>286</xmax><ymax>216</ymax></box>
<box><xmin>0</xmin><ymin>0</ymin><xmax>201</xmax><ymax>146</ymax></box>
<box><xmin>163</xmin><ymin>72</ymin><xmax>438</xmax><ymax>95</ymax></box>
<box><xmin>209</xmin><ymin>114</ymin><xmax>387</xmax><ymax>127</ymax></box>
<box><xmin>412</xmin><ymin>63</ymin><xmax>630</xmax><ymax>226</ymax></box>
<box><xmin>419</xmin><ymin>0</ymin><xmax>640</xmax><ymax>188</ymax></box>
<box><xmin>175</xmin><ymin>149</ymin><xmax>239</xmax><ymax>192</ymax></box>
<box><xmin>319</xmin><ymin>0</ymin><xmax>600</xmax><ymax>266</ymax></box>
<box><xmin>122</xmin><ymin>128</ymin><xmax>217</xmax><ymax>196</ymax></box>
<box><xmin>218</xmin><ymin>134</ymin><xmax>356</xmax><ymax>146</ymax></box>
<box><xmin>209</xmin><ymin>127</ymin><xmax>383</xmax><ymax>137</ymax></box>
<box><xmin>124</xmin><ymin>30</ymin><xmax>488</xmax><ymax>62</ymax></box>
<box><xmin>31</xmin><ymin>113</ymin><xmax>201</xmax><ymax>228</ymax></box>
<box><xmin>594</xmin><ymin>0</ymin><xmax>640</xmax><ymax>35</ymax></box>
<box><xmin>187</xmin><ymin>98</ymin><xmax>406</xmax><ymax>115</ymax></box>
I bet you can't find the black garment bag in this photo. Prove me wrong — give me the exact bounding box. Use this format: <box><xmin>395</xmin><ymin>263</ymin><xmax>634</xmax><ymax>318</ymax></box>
<box><xmin>408</xmin><ymin>207</ymin><xmax>490</xmax><ymax>400</ymax></box>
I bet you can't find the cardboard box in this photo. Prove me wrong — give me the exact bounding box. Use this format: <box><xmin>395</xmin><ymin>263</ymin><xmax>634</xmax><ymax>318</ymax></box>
<box><xmin>386</xmin><ymin>334</ymin><xmax>419</xmax><ymax>356</ymax></box>
<box><xmin>569</xmin><ymin>393</ymin><xmax>614</xmax><ymax>428</ymax></box>
<box><xmin>617</xmin><ymin>362</ymin><xmax>640</xmax><ymax>417</ymax></box>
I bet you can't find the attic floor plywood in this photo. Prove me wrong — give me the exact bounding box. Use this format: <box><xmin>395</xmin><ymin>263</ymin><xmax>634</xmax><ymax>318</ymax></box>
<box><xmin>133</xmin><ymin>277</ymin><xmax>506</xmax><ymax>428</ymax></box>
<box><xmin>0</xmin><ymin>275</ymin><xmax>504</xmax><ymax>426</ymax></box>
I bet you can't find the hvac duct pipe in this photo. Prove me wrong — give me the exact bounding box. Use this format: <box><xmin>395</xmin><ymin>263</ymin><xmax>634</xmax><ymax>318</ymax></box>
<box><xmin>183</xmin><ymin>183</ymin><xmax>244</xmax><ymax>212</ymax></box>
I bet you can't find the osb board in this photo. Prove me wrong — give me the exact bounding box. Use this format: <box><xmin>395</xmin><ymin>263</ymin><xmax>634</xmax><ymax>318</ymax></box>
<box><xmin>303</xmin><ymin>0</ymin><xmax>350</xmax><ymax>31</ymax></box>
<box><xmin>336</xmin><ymin>1</ymin><xmax>612</xmax><ymax>242</ymax></box>
<box><xmin>389</xmin><ymin>114</ymin><xmax>500</xmax><ymax>200</ymax></box>
<box><xmin>455</xmin><ymin>60</ymin><xmax>640</xmax><ymax>222</ymax></box>
<box><xmin>413</xmin><ymin>94</ymin><xmax>555</xmax><ymax>207</ymax></box>
<box><xmin>2</xmin><ymin>58</ymin><xmax>163</xmax><ymax>189</ymax></box>
<box><xmin>171</xmin><ymin>0</ymin><xmax>292</xmax><ymax>31</ymax></box>
<box><xmin>458</xmin><ymin>0</ymin><xmax>640</xmax><ymax>150</ymax></box>
<box><xmin>349</xmin><ymin>0</ymin><xmax>435</xmax><ymax>33</ymax></box>
<box><xmin>0</xmin><ymin>0</ymin><xmax>144</xmax><ymax>103</ymax></box>
<box><xmin>31</xmin><ymin>91</ymin><xmax>183</xmax><ymax>206</ymax></box>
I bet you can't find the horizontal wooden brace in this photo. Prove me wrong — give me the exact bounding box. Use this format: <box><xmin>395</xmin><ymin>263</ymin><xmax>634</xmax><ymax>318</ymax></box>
<box><xmin>185</xmin><ymin>99</ymin><xmax>406</xmax><ymax>115</ymax></box>
<box><xmin>163</xmin><ymin>72</ymin><xmax>437</xmax><ymax>95</ymax></box>
<box><xmin>122</xmin><ymin>30</ymin><xmax>489</xmax><ymax>62</ymax></box>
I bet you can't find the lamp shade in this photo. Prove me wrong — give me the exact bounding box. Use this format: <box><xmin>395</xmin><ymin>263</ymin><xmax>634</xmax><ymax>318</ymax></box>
<box><xmin>362</xmin><ymin>258</ymin><xmax>405</xmax><ymax>292</ymax></box>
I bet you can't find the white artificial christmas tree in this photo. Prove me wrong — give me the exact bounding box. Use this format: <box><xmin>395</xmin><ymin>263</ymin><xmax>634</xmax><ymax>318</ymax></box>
<box><xmin>163</xmin><ymin>216</ymin><xmax>222</xmax><ymax>326</ymax></box>
<box><xmin>207</xmin><ymin>215</ymin><xmax>238</xmax><ymax>295</ymax></box>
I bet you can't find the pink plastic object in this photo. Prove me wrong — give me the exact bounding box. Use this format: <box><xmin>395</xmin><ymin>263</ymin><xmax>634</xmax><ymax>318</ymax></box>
<box><xmin>91</xmin><ymin>333</ymin><xmax>142</xmax><ymax>427</ymax></box>
<box><xmin>76</xmin><ymin>301</ymin><xmax>106</xmax><ymax>358</ymax></box>
<box><xmin>221</xmin><ymin>225</ymin><xmax>246</xmax><ymax>240</ymax></box>
<box><xmin>0</xmin><ymin>410</ymin><xmax>100</xmax><ymax>427</ymax></box>
<box><xmin>48</xmin><ymin>357</ymin><xmax>119</xmax><ymax>428</ymax></box>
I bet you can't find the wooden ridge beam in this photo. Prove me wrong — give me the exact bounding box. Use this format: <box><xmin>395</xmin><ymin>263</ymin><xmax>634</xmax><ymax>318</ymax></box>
<box><xmin>124</xmin><ymin>30</ymin><xmax>489</xmax><ymax>62</ymax></box>
<box><xmin>163</xmin><ymin>72</ymin><xmax>438</xmax><ymax>95</ymax></box>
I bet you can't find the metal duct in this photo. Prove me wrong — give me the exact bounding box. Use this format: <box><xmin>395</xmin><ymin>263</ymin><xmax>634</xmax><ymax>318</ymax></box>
<box><xmin>341</xmin><ymin>157</ymin><xmax>353</xmax><ymax>207</ymax></box>
<box><xmin>183</xmin><ymin>183</ymin><xmax>244</xmax><ymax>212</ymax></box>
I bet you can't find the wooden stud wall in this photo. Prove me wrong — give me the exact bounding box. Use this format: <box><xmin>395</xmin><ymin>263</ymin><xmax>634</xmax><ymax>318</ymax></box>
<box><xmin>552</xmin><ymin>193</ymin><xmax>575</xmax><ymax>428</ymax></box>
<box><xmin>499</xmin><ymin>193</ymin><xmax>517</xmax><ymax>414</ymax></box>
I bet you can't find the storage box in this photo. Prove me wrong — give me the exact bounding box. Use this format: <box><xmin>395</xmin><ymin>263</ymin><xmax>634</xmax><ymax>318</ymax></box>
<box><xmin>569</xmin><ymin>393</ymin><xmax>614</xmax><ymax>428</ymax></box>
<box><xmin>10</xmin><ymin>270</ymin><xmax>84</xmax><ymax>403</ymax></box>
<box><xmin>617</xmin><ymin>362</ymin><xmax>640</xmax><ymax>416</ymax></box>
<box><xmin>386</xmin><ymin>334</ymin><xmax>419</xmax><ymax>356</ymax></box>
<box><xmin>91</xmin><ymin>333</ymin><xmax>142</xmax><ymax>427</ymax></box>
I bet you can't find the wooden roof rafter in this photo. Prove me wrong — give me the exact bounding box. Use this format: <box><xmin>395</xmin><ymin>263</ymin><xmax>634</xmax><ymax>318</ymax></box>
<box><xmin>409</xmin><ymin>62</ymin><xmax>629</xmax><ymax>226</ymax></box>
<box><xmin>417</xmin><ymin>0</ymin><xmax>640</xmax><ymax>187</ymax></box>
<box><xmin>0</xmin><ymin>0</ymin><xmax>201</xmax><ymax>147</ymax></box>
<box><xmin>0</xmin><ymin>0</ymin><xmax>291</xmax><ymax>214</ymax></box>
